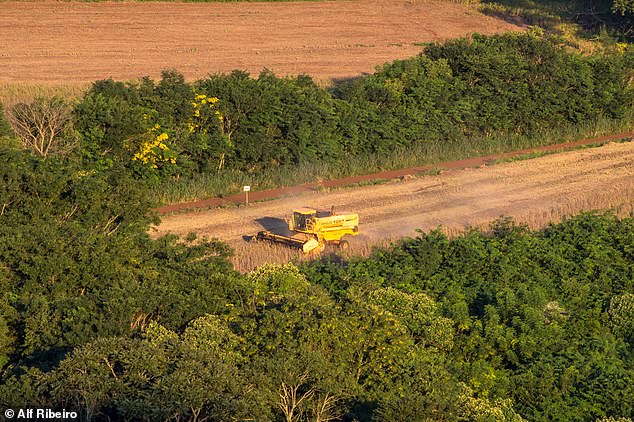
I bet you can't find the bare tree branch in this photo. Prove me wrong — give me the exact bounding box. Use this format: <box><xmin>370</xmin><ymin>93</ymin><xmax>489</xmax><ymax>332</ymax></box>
<box><xmin>9</xmin><ymin>96</ymin><xmax>76</xmax><ymax>158</ymax></box>
<box><xmin>278</xmin><ymin>373</ymin><xmax>314</xmax><ymax>422</ymax></box>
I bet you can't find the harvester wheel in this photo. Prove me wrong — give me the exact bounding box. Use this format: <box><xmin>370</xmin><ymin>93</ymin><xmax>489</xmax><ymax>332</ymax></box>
<box><xmin>338</xmin><ymin>240</ymin><xmax>350</xmax><ymax>250</ymax></box>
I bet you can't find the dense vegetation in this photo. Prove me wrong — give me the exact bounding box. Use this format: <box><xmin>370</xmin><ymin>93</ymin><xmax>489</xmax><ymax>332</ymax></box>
<box><xmin>1</xmin><ymin>28</ymin><xmax>633</xmax><ymax>421</ymax></box>
<box><xmin>5</xmin><ymin>31</ymin><xmax>632</xmax><ymax>203</ymax></box>
<box><xmin>302</xmin><ymin>215</ymin><xmax>634</xmax><ymax>420</ymax></box>
<box><xmin>0</xmin><ymin>145</ymin><xmax>632</xmax><ymax>420</ymax></box>
<box><xmin>78</xmin><ymin>32</ymin><xmax>633</xmax><ymax>176</ymax></box>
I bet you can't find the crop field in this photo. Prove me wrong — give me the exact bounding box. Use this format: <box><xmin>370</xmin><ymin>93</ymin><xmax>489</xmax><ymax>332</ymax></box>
<box><xmin>155</xmin><ymin>141</ymin><xmax>634</xmax><ymax>272</ymax></box>
<box><xmin>5</xmin><ymin>0</ymin><xmax>634</xmax><ymax>417</ymax></box>
<box><xmin>4</xmin><ymin>0</ymin><xmax>631</xmax><ymax>274</ymax></box>
<box><xmin>0</xmin><ymin>0</ymin><xmax>522</xmax><ymax>106</ymax></box>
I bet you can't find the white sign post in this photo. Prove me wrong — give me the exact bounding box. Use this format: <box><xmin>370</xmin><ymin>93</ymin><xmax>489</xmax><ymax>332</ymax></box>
<box><xmin>243</xmin><ymin>185</ymin><xmax>251</xmax><ymax>205</ymax></box>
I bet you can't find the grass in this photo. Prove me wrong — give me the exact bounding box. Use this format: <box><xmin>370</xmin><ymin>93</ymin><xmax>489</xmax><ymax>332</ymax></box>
<box><xmin>231</xmin><ymin>186</ymin><xmax>634</xmax><ymax>274</ymax></box>
<box><xmin>476</xmin><ymin>0</ymin><xmax>630</xmax><ymax>47</ymax></box>
<box><xmin>153</xmin><ymin>113</ymin><xmax>634</xmax><ymax>205</ymax></box>
<box><xmin>231</xmin><ymin>235</ymin><xmax>402</xmax><ymax>274</ymax></box>
<box><xmin>446</xmin><ymin>192</ymin><xmax>634</xmax><ymax>241</ymax></box>
<box><xmin>490</xmin><ymin>150</ymin><xmax>557</xmax><ymax>164</ymax></box>
<box><xmin>0</xmin><ymin>81</ymin><xmax>89</xmax><ymax>110</ymax></box>
<box><xmin>490</xmin><ymin>137</ymin><xmax>633</xmax><ymax>165</ymax></box>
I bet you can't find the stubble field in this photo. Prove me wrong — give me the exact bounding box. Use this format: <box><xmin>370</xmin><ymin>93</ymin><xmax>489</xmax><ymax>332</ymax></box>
<box><xmin>4</xmin><ymin>0</ymin><xmax>631</xmax><ymax>273</ymax></box>
<box><xmin>155</xmin><ymin>141</ymin><xmax>634</xmax><ymax>272</ymax></box>
<box><xmin>0</xmin><ymin>0</ymin><xmax>522</xmax><ymax>105</ymax></box>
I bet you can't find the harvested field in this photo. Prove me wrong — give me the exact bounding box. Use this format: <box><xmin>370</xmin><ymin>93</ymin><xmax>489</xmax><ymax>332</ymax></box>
<box><xmin>154</xmin><ymin>142</ymin><xmax>634</xmax><ymax>272</ymax></box>
<box><xmin>0</xmin><ymin>0</ymin><xmax>522</xmax><ymax>103</ymax></box>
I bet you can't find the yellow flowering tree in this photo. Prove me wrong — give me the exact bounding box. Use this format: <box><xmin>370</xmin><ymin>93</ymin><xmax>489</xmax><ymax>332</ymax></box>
<box><xmin>127</xmin><ymin>112</ymin><xmax>177</xmax><ymax>175</ymax></box>
<box><xmin>188</xmin><ymin>94</ymin><xmax>230</xmax><ymax>173</ymax></box>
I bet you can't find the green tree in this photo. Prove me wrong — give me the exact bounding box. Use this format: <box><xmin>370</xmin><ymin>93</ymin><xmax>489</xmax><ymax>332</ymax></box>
<box><xmin>0</xmin><ymin>103</ymin><xmax>14</xmax><ymax>138</ymax></box>
<box><xmin>0</xmin><ymin>148</ymin><xmax>239</xmax><ymax>368</ymax></box>
<box><xmin>45</xmin><ymin>316</ymin><xmax>260</xmax><ymax>421</ymax></box>
<box><xmin>608</xmin><ymin>293</ymin><xmax>634</xmax><ymax>345</ymax></box>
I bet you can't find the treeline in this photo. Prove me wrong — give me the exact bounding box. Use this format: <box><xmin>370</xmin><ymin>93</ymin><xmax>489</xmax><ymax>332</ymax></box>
<box><xmin>5</xmin><ymin>31</ymin><xmax>632</xmax><ymax>189</ymax></box>
<box><xmin>74</xmin><ymin>31</ymin><xmax>633</xmax><ymax>179</ymax></box>
<box><xmin>1</xmin><ymin>30</ymin><xmax>633</xmax><ymax>421</ymax></box>
<box><xmin>302</xmin><ymin>214</ymin><xmax>634</xmax><ymax>420</ymax></box>
<box><xmin>0</xmin><ymin>146</ymin><xmax>632</xmax><ymax>420</ymax></box>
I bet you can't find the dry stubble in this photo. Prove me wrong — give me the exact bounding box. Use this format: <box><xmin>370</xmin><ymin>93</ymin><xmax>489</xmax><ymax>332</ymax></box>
<box><xmin>156</xmin><ymin>141</ymin><xmax>634</xmax><ymax>273</ymax></box>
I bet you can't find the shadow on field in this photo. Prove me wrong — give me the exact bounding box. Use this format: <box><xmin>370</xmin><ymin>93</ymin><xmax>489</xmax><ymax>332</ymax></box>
<box><xmin>255</xmin><ymin>217</ymin><xmax>291</xmax><ymax>236</ymax></box>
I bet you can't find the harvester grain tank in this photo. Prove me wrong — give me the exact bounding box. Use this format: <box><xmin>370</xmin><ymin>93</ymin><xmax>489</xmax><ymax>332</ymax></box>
<box><xmin>256</xmin><ymin>207</ymin><xmax>359</xmax><ymax>253</ymax></box>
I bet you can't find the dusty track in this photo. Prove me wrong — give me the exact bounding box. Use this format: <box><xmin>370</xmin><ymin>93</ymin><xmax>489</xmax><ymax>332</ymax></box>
<box><xmin>157</xmin><ymin>132</ymin><xmax>634</xmax><ymax>214</ymax></box>
<box><xmin>0</xmin><ymin>0</ymin><xmax>521</xmax><ymax>84</ymax></box>
<box><xmin>155</xmin><ymin>141</ymin><xmax>634</xmax><ymax>272</ymax></box>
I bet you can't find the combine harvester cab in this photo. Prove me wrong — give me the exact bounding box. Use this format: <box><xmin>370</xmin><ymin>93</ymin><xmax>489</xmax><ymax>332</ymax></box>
<box><xmin>256</xmin><ymin>207</ymin><xmax>359</xmax><ymax>253</ymax></box>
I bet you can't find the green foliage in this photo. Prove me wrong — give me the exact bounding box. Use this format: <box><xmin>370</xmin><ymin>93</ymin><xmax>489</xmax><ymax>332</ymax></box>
<box><xmin>302</xmin><ymin>213</ymin><xmax>634</xmax><ymax>420</ymax></box>
<box><xmin>45</xmin><ymin>317</ymin><xmax>259</xmax><ymax>421</ymax></box>
<box><xmin>608</xmin><ymin>293</ymin><xmax>634</xmax><ymax>345</ymax></box>
<box><xmin>195</xmin><ymin>70</ymin><xmax>343</xmax><ymax>170</ymax></box>
<box><xmin>366</xmin><ymin>287</ymin><xmax>454</xmax><ymax>349</ymax></box>
<box><xmin>71</xmin><ymin>33</ymin><xmax>634</xmax><ymax>199</ymax></box>
<box><xmin>363</xmin><ymin>32</ymin><xmax>633</xmax><ymax>136</ymax></box>
<box><xmin>0</xmin><ymin>103</ymin><xmax>14</xmax><ymax>138</ymax></box>
<box><xmin>1</xmin><ymin>211</ymin><xmax>633</xmax><ymax>420</ymax></box>
<box><xmin>0</xmin><ymin>148</ymin><xmax>239</xmax><ymax>376</ymax></box>
<box><xmin>2</xmin><ymin>31</ymin><xmax>634</xmax><ymax>422</ymax></box>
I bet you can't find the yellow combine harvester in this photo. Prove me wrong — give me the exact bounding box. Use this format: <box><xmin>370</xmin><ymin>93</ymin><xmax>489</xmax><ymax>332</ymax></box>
<box><xmin>255</xmin><ymin>207</ymin><xmax>359</xmax><ymax>253</ymax></box>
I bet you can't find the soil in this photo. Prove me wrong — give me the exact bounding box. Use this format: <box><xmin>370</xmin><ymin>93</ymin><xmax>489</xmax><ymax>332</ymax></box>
<box><xmin>156</xmin><ymin>131</ymin><xmax>634</xmax><ymax>214</ymax></box>
<box><xmin>0</xmin><ymin>0</ymin><xmax>522</xmax><ymax>84</ymax></box>
<box><xmin>7</xmin><ymin>0</ymin><xmax>630</xmax><ymax>272</ymax></box>
<box><xmin>155</xmin><ymin>141</ymin><xmax>634</xmax><ymax>272</ymax></box>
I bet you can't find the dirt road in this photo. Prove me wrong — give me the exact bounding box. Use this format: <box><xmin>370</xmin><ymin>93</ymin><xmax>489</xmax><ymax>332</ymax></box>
<box><xmin>155</xmin><ymin>141</ymin><xmax>634</xmax><ymax>272</ymax></box>
<box><xmin>0</xmin><ymin>0</ymin><xmax>521</xmax><ymax>84</ymax></box>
